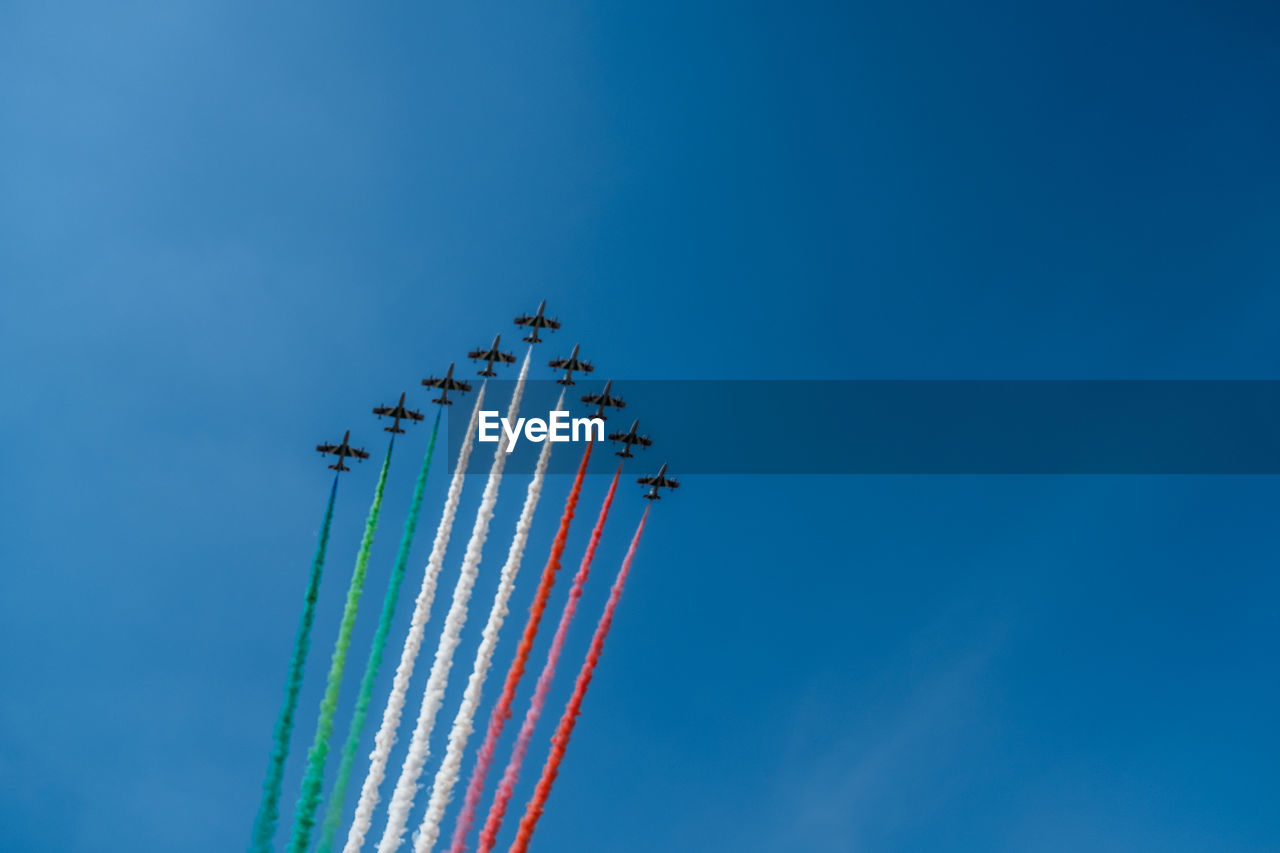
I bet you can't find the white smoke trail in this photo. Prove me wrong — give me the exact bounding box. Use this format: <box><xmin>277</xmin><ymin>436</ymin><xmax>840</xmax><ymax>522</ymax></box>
<box><xmin>375</xmin><ymin>352</ymin><xmax>532</xmax><ymax>853</ymax></box>
<box><xmin>411</xmin><ymin>390</ymin><xmax>563</xmax><ymax>853</ymax></box>
<box><xmin>341</xmin><ymin>387</ymin><xmax>488</xmax><ymax>853</ymax></box>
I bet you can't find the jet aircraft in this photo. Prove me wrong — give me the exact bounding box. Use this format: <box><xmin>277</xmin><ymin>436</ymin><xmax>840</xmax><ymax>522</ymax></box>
<box><xmin>607</xmin><ymin>418</ymin><xmax>652</xmax><ymax>458</ymax></box>
<box><xmin>422</xmin><ymin>362</ymin><xmax>472</xmax><ymax>405</ymax></box>
<box><xmin>548</xmin><ymin>343</ymin><xmax>594</xmax><ymax>386</ymax></box>
<box><xmin>468</xmin><ymin>334</ymin><xmax>517</xmax><ymax>377</ymax></box>
<box><xmin>637</xmin><ymin>463</ymin><xmax>680</xmax><ymax>500</ymax></box>
<box><xmin>580</xmin><ymin>379</ymin><xmax>626</xmax><ymax>420</ymax></box>
<box><xmin>316</xmin><ymin>430</ymin><xmax>370</xmax><ymax>471</ymax></box>
<box><xmin>513</xmin><ymin>300</ymin><xmax>561</xmax><ymax>344</ymax></box>
<box><xmin>372</xmin><ymin>391</ymin><xmax>425</xmax><ymax>434</ymax></box>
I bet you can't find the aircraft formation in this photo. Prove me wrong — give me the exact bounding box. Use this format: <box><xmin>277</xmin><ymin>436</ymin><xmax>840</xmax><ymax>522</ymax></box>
<box><xmin>316</xmin><ymin>299</ymin><xmax>679</xmax><ymax>499</ymax></box>
<box><xmin>256</xmin><ymin>300</ymin><xmax>678</xmax><ymax>853</ymax></box>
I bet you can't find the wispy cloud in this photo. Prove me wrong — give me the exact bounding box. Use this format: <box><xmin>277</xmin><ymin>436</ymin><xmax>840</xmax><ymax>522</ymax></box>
<box><xmin>750</xmin><ymin>633</ymin><xmax>1005</xmax><ymax>852</ymax></box>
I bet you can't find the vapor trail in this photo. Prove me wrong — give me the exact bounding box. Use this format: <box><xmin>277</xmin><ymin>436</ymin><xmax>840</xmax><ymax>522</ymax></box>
<box><xmin>447</xmin><ymin>443</ymin><xmax>594</xmax><ymax>853</ymax></box>
<box><xmin>413</xmin><ymin>391</ymin><xmax>564</xmax><ymax>853</ymax></box>
<box><xmin>248</xmin><ymin>474</ymin><xmax>340</xmax><ymax>853</ymax></box>
<box><xmin>376</xmin><ymin>352</ymin><xmax>532</xmax><ymax>853</ymax></box>
<box><xmin>315</xmin><ymin>409</ymin><xmax>444</xmax><ymax>853</ymax></box>
<box><xmin>478</xmin><ymin>465</ymin><xmax>621</xmax><ymax>853</ymax></box>
<box><xmin>508</xmin><ymin>506</ymin><xmax>649</xmax><ymax>853</ymax></box>
<box><xmin>288</xmin><ymin>440</ymin><xmax>396</xmax><ymax>853</ymax></box>
<box><xmin>341</xmin><ymin>389</ymin><xmax>487</xmax><ymax>853</ymax></box>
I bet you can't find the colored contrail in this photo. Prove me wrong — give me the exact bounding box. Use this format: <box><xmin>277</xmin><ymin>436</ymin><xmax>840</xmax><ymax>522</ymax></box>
<box><xmin>342</xmin><ymin>388</ymin><xmax>487</xmax><ymax>853</ymax></box>
<box><xmin>413</xmin><ymin>391</ymin><xmax>564</xmax><ymax>853</ymax></box>
<box><xmin>248</xmin><ymin>474</ymin><xmax>340</xmax><ymax>853</ymax></box>
<box><xmin>315</xmin><ymin>409</ymin><xmax>443</xmax><ymax>853</ymax></box>
<box><xmin>477</xmin><ymin>464</ymin><xmax>622</xmax><ymax>853</ymax></box>
<box><xmin>377</xmin><ymin>351</ymin><xmax>532</xmax><ymax>853</ymax></box>
<box><xmin>288</xmin><ymin>440</ymin><xmax>396</xmax><ymax>853</ymax></box>
<box><xmin>447</xmin><ymin>443</ymin><xmax>594</xmax><ymax>853</ymax></box>
<box><xmin>508</xmin><ymin>506</ymin><xmax>648</xmax><ymax>853</ymax></box>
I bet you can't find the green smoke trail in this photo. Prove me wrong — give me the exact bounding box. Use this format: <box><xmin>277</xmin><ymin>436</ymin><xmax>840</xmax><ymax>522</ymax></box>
<box><xmin>315</xmin><ymin>410</ymin><xmax>442</xmax><ymax>853</ymax></box>
<box><xmin>288</xmin><ymin>439</ymin><xmax>395</xmax><ymax>853</ymax></box>
<box><xmin>248</xmin><ymin>474</ymin><xmax>340</xmax><ymax>853</ymax></box>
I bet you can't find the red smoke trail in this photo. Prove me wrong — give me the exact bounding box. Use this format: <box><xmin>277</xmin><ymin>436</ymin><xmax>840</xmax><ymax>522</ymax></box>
<box><xmin>475</xmin><ymin>465</ymin><xmax>623</xmax><ymax>853</ymax></box>
<box><xmin>506</xmin><ymin>503</ymin><xmax>645</xmax><ymax>853</ymax></box>
<box><xmin>446</xmin><ymin>444</ymin><xmax>595</xmax><ymax>853</ymax></box>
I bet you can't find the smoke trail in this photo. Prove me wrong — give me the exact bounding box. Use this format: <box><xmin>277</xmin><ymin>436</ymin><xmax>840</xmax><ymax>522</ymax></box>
<box><xmin>315</xmin><ymin>409</ymin><xmax>443</xmax><ymax>853</ymax></box>
<box><xmin>508</xmin><ymin>506</ymin><xmax>649</xmax><ymax>853</ymax></box>
<box><xmin>376</xmin><ymin>352</ymin><xmax>532</xmax><ymax>853</ymax></box>
<box><xmin>288</xmin><ymin>440</ymin><xmax>396</xmax><ymax>853</ymax></box>
<box><xmin>342</xmin><ymin>389</ymin><xmax>487</xmax><ymax>853</ymax></box>
<box><xmin>477</xmin><ymin>464</ymin><xmax>621</xmax><ymax>853</ymax></box>
<box><xmin>413</xmin><ymin>391</ymin><xmax>564</xmax><ymax>853</ymax></box>
<box><xmin>248</xmin><ymin>474</ymin><xmax>340</xmax><ymax>853</ymax></box>
<box><xmin>447</xmin><ymin>443</ymin><xmax>593</xmax><ymax>853</ymax></box>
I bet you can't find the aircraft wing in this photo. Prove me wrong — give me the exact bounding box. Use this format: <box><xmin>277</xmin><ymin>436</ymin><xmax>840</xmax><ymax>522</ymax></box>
<box><xmin>583</xmin><ymin>392</ymin><xmax>625</xmax><ymax>408</ymax></box>
<box><xmin>471</xmin><ymin>347</ymin><xmax>516</xmax><ymax>364</ymax></box>
<box><xmin>351</xmin><ymin>447</ymin><xmax>370</xmax><ymax>459</ymax></box>
<box><xmin>636</xmin><ymin>435</ymin><xmax>653</xmax><ymax>447</ymax></box>
<box><xmin>317</xmin><ymin>442</ymin><xmax>339</xmax><ymax>453</ymax></box>
<box><xmin>406</xmin><ymin>409</ymin><xmax>425</xmax><ymax>421</ymax></box>
<box><xmin>372</xmin><ymin>406</ymin><xmax>394</xmax><ymax>417</ymax></box>
<box><xmin>550</xmin><ymin>357</ymin><xmax>593</xmax><ymax>371</ymax></box>
<box><xmin>637</xmin><ymin>474</ymin><xmax>679</xmax><ymax>488</ymax></box>
<box><xmin>515</xmin><ymin>314</ymin><xmax>561</xmax><ymax>329</ymax></box>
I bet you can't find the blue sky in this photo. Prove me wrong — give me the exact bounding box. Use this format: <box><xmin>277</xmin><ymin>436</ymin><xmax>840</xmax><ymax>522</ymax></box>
<box><xmin>2</xmin><ymin>2</ymin><xmax>1278</xmax><ymax>851</ymax></box>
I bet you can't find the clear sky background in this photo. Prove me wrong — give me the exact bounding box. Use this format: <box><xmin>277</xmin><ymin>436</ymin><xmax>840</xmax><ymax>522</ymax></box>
<box><xmin>2</xmin><ymin>2</ymin><xmax>1278</xmax><ymax>851</ymax></box>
